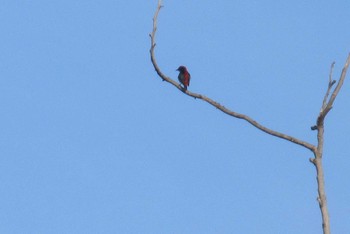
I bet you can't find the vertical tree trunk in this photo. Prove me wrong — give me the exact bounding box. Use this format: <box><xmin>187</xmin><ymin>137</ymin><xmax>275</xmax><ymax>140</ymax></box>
<box><xmin>313</xmin><ymin>124</ymin><xmax>330</xmax><ymax>234</ymax></box>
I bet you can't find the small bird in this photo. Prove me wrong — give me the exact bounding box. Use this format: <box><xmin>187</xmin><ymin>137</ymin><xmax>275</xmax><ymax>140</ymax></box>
<box><xmin>176</xmin><ymin>66</ymin><xmax>191</xmax><ymax>91</ymax></box>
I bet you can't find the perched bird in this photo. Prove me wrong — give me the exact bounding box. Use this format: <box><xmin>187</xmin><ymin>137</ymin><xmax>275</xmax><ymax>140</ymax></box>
<box><xmin>176</xmin><ymin>66</ymin><xmax>191</xmax><ymax>91</ymax></box>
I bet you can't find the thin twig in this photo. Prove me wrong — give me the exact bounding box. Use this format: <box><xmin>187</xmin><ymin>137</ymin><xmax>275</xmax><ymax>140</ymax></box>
<box><xmin>312</xmin><ymin>62</ymin><xmax>336</xmax><ymax>130</ymax></box>
<box><xmin>325</xmin><ymin>54</ymin><xmax>350</xmax><ymax>112</ymax></box>
<box><xmin>322</xmin><ymin>62</ymin><xmax>336</xmax><ymax>110</ymax></box>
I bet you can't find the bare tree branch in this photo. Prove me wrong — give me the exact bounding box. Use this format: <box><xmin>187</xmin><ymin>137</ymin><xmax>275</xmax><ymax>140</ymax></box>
<box><xmin>149</xmin><ymin>0</ymin><xmax>316</xmax><ymax>153</ymax></box>
<box><xmin>324</xmin><ymin>55</ymin><xmax>350</xmax><ymax>116</ymax></box>
<box><xmin>327</xmin><ymin>55</ymin><xmax>350</xmax><ymax>105</ymax></box>
<box><xmin>311</xmin><ymin>53</ymin><xmax>350</xmax><ymax>234</ymax></box>
<box><xmin>312</xmin><ymin>63</ymin><xmax>336</xmax><ymax>130</ymax></box>
<box><xmin>314</xmin><ymin>55</ymin><xmax>350</xmax><ymax>129</ymax></box>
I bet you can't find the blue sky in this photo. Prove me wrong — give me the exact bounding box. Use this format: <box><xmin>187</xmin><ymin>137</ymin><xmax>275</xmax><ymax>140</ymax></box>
<box><xmin>0</xmin><ymin>1</ymin><xmax>350</xmax><ymax>233</ymax></box>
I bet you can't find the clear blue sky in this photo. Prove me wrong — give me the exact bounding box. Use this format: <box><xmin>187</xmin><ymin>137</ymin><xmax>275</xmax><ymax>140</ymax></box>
<box><xmin>0</xmin><ymin>1</ymin><xmax>349</xmax><ymax>233</ymax></box>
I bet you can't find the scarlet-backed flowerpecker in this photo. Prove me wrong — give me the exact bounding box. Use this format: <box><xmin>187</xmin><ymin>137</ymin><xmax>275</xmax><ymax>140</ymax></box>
<box><xmin>176</xmin><ymin>66</ymin><xmax>191</xmax><ymax>91</ymax></box>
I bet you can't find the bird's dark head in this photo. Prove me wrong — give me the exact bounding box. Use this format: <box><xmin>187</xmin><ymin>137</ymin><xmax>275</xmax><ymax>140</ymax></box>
<box><xmin>176</xmin><ymin>66</ymin><xmax>187</xmax><ymax>72</ymax></box>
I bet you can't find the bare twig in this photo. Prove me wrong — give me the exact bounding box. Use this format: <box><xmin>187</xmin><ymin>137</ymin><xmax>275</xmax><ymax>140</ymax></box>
<box><xmin>149</xmin><ymin>0</ymin><xmax>315</xmax><ymax>153</ymax></box>
<box><xmin>312</xmin><ymin>55</ymin><xmax>350</xmax><ymax>131</ymax></box>
<box><xmin>325</xmin><ymin>55</ymin><xmax>350</xmax><ymax>113</ymax></box>
<box><xmin>322</xmin><ymin>62</ymin><xmax>336</xmax><ymax>110</ymax></box>
<box><xmin>311</xmin><ymin>62</ymin><xmax>336</xmax><ymax>130</ymax></box>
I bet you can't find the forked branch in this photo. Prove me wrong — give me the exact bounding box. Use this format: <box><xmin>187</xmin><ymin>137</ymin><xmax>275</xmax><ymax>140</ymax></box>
<box><xmin>311</xmin><ymin>55</ymin><xmax>350</xmax><ymax>234</ymax></box>
<box><xmin>312</xmin><ymin>55</ymin><xmax>350</xmax><ymax>130</ymax></box>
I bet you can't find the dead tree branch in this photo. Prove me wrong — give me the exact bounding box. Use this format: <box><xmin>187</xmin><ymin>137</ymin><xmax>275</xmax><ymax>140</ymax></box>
<box><xmin>149</xmin><ymin>0</ymin><xmax>315</xmax><ymax>153</ymax></box>
<box><xmin>310</xmin><ymin>54</ymin><xmax>350</xmax><ymax>234</ymax></box>
<box><xmin>311</xmin><ymin>63</ymin><xmax>336</xmax><ymax>130</ymax></box>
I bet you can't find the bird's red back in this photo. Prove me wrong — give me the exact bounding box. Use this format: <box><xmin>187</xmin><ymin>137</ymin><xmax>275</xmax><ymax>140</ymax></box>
<box><xmin>183</xmin><ymin>70</ymin><xmax>190</xmax><ymax>87</ymax></box>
